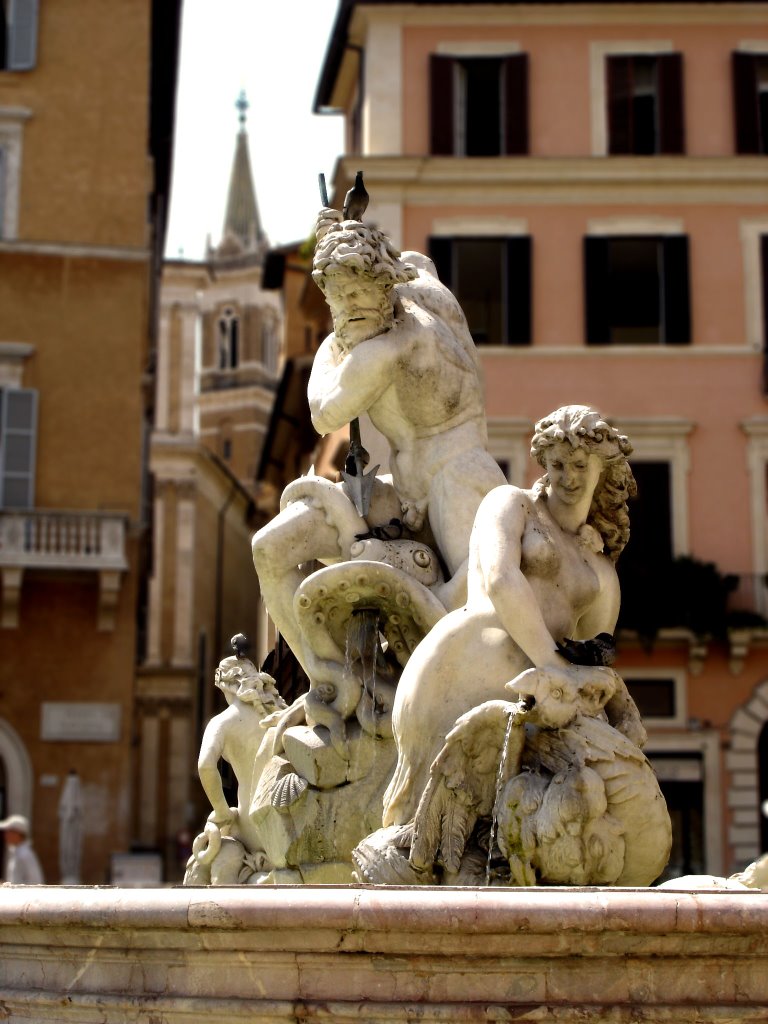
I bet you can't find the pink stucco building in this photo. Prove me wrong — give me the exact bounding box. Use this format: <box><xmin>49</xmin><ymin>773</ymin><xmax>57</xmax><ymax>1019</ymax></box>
<box><xmin>314</xmin><ymin>0</ymin><xmax>768</xmax><ymax>876</ymax></box>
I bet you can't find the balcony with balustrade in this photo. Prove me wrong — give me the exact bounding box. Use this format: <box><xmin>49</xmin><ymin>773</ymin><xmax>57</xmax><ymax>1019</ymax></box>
<box><xmin>0</xmin><ymin>510</ymin><xmax>129</xmax><ymax>629</ymax></box>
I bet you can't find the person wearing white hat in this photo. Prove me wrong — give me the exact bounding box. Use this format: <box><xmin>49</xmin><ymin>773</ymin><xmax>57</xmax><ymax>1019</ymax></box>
<box><xmin>0</xmin><ymin>814</ymin><xmax>44</xmax><ymax>884</ymax></box>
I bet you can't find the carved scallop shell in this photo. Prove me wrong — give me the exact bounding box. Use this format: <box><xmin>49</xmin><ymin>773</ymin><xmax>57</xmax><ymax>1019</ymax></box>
<box><xmin>270</xmin><ymin>771</ymin><xmax>309</xmax><ymax>810</ymax></box>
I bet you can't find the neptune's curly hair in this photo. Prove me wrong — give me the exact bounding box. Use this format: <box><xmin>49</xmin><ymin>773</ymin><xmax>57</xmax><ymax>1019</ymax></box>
<box><xmin>530</xmin><ymin>405</ymin><xmax>636</xmax><ymax>562</ymax></box>
<box><xmin>312</xmin><ymin>219</ymin><xmax>417</xmax><ymax>291</ymax></box>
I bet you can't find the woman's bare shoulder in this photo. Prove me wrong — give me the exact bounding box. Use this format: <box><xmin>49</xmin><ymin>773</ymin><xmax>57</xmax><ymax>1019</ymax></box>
<box><xmin>475</xmin><ymin>484</ymin><xmax>537</xmax><ymax>527</ymax></box>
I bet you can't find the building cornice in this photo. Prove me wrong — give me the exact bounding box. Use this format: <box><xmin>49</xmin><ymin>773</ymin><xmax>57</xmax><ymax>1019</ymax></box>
<box><xmin>479</xmin><ymin>344</ymin><xmax>761</xmax><ymax>356</ymax></box>
<box><xmin>317</xmin><ymin>1</ymin><xmax>768</xmax><ymax>109</ymax></box>
<box><xmin>337</xmin><ymin>155</ymin><xmax>768</xmax><ymax>207</ymax></box>
<box><xmin>0</xmin><ymin>240</ymin><xmax>149</xmax><ymax>262</ymax></box>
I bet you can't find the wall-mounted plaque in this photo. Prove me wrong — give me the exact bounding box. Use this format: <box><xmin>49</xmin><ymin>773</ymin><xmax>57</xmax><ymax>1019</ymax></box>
<box><xmin>41</xmin><ymin>702</ymin><xmax>121</xmax><ymax>742</ymax></box>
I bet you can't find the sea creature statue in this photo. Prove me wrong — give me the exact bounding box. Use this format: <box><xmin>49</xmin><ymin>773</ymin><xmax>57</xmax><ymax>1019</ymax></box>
<box><xmin>354</xmin><ymin>664</ymin><xmax>669</xmax><ymax>886</ymax></box>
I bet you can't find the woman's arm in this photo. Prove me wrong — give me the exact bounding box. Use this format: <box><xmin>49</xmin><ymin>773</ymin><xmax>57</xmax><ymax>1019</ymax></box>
<box><xmin>476</xmin><ymin>488</ymin><xmax>570</xmax><ymax>670</ymax></box>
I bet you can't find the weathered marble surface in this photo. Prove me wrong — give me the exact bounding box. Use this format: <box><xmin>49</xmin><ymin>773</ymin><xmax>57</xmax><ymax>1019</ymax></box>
<box><xmin>0</xmin><ymin>886</ymin><xmax>767</xmax><ymax>1021</ymax></box>
<box><xmin>195</xmin><ymin>192</ymin><xmax>673</xmax><ymax>888</ymax></box>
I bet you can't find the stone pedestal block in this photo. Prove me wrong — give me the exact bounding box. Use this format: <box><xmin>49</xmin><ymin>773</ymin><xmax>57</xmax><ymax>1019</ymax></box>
<box><xmin>0</xmin><ymin>886</ymin><xmax>766</xmax><ymax>1021</ymax></box>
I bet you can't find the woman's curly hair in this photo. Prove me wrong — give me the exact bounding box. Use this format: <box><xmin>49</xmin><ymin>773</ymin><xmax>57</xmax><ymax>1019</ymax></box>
<box><xmin>530</xmin><ymin>405</ymin><xmax>637</xmax><ymax>562</ymax></box>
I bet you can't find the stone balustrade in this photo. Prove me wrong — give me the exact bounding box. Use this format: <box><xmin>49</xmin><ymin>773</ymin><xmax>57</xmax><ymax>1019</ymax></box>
<box><xmin>0</xmin><ymin>510</ymin><xmax>128</xmax><ymax>628</ymax></box>
<box><xmin>0</xmin><ymin>885</ymin><xmax>766</xmax><ymax>1022</ymax></box>
<box><xmin>0</xmin><ymin>510</ymin><xmax>128</xmax><ymax>570</ymax></box>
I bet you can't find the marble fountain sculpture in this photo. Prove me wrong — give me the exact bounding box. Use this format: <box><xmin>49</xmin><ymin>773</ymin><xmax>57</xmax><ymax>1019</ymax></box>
<box><xmin>184</xmin><ymin>200</ymin><xmax>673</xmax><ymax>888</ymax></box>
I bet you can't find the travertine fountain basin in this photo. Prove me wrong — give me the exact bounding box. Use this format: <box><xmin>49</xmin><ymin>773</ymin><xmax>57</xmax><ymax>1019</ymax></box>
<box><xmin>0</xmin><ymin>884</ymin><xmax>766</xmax><ymax>1022</ymax></box>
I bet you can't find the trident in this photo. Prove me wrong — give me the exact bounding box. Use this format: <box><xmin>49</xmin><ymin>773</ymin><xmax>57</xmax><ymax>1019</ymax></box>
<box><xmin>317</xmin><ymin>172</ymin><xmax>378</xmax><ymax>518</ymax></box>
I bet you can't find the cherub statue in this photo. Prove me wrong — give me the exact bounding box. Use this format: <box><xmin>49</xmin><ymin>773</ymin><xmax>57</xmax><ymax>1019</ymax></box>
<box><xmin>184</xmin><ymin>636</ymin><xmax>286</xmax><ymax>885</ymax></box>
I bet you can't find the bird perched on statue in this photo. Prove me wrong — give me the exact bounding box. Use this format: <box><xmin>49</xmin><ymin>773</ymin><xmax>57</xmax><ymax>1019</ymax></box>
<box><xmin>343</xmin><ymin>171</ymin><xmax>369</xmax><ymax>221</ymax></box>
<box><xmin>556</xmin><ymin>632</ymin><xmax>616</xmax><ymax>667</ymax></box>
<box><xmin>230</xmin><ymin>633</ymin><xmax>250</xmax><ymax>659</ymax></box>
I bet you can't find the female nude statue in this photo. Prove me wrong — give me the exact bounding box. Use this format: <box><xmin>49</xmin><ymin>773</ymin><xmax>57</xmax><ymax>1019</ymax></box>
<box><xmin>353</xmin><ymin>406</ymin><xmax>671</xmax><ymax>889</ymax></box>
<box><xmin>383</xmin><ymin>404</ymin><xmax>637</xmax><ymax>827</ymax></box>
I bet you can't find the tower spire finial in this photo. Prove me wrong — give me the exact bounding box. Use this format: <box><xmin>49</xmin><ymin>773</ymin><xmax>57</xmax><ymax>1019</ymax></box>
<box><xmin>236</xmin><ymin>89</ymin><xmax>249</xmax><ymax>130</ymax></box>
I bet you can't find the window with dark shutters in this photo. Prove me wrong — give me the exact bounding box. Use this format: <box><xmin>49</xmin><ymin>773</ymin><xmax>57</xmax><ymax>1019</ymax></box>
<box><xmin>617</xmin><ymin>460</ymin><xmax>674</xmax><ymax>634</ymax></box>
<box><xmin>0</xmin><ymin>148</ymin><xmax>5</xmax><ymax>237</ymax></box>
<box><xmin>2</xmin><ymin>0</ymin><xmax>39</xmax><ymax>71</ymax></box>
<box><xmin>761</xmin><ymin>235</ymin><xmax>768</xmax><ymax>394</ymax></box>
<box><xmin>606</xmin><ymin>53</ymin><xmax>684</xmax><ymax>155</ymax></box>
<box><xmin>429</xmin><ymin>53</ymin><xmax>528</xmax><ymax>156</ymax></box>
<box><xmin>0</xmin><ymin>387</ymin><xmax>38</xmax><ymax>508</ymax></box>
<box><xmin>733</xmin><ymin>51</ymin><xmax>768</xmax><ymax>154</ymax></box>
<box><xmin>584</xmin><ymin>235</ymin><xmax>690</xmax><ymax>345</ymax></box>
<box><xmin>428</xmin><ymin>235</ymin><xmax>531</xmax><ymax>345</ymax></box>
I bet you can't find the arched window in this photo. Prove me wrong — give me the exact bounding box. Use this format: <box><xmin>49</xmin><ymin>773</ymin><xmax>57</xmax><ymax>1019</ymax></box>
<box><xmin>217</xmin><ymin>307</ymin><xmax>239</xmax><ymax>370</ymax></box>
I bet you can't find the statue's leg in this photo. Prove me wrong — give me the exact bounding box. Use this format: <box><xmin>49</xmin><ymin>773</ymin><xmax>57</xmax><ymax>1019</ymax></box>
<box><xmin>427</xmin><ymin>453</ymin><xmax>507</xmax><ymax>577</ymax></box>
<box><xmin>251</xmin><ymin>500</ymin><xmax>342</xmax><ymax>677</ymax></box>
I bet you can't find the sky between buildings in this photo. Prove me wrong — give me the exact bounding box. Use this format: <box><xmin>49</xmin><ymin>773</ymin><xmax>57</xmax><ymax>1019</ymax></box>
<box><xmin>165</xmin><ymin>0</ymin><xmax>344</xmax><ymax>259</ymax></box>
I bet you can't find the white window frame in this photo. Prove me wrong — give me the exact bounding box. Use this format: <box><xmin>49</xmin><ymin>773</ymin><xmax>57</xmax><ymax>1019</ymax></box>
<box><xmin>643</xmin><ymin>730</ymin><xmax>723</xmax><ymax>874</ymax></box>
<box><xmin>741</xmin><ymin>417</ymin><xmax>768</xmax><ymax>617</ymax></box>
<box><xmin>586</xmin><ymin>215</ymin><xmax>685</xmax><ymax>238</ymax></box>
<box><xmin>590</xmin><ymin>40</ymin><xmax>674</xmax><ymax>156</ymax></box>
<box><xmin>486</xmin><ymin>417</ymin><xmax>533</xmax><ymax>485</ymax></box>
<box><xmin>0</xmin><ymin>105</ymin><xmax>31</xmax><ymax>240</ymax></box>
<box><xmin>613</xmin><ymin>417</ymin><xmax>693</xmax><ymax>557</ymax></box>
<box><xmin>623</xmin><ymin>667</ymin><xmax>687</xmax><ymax>728</ymax></box>
<box><xmin>431</xmin><ymin>216</ymin><xmax>529</xmax><ymax>238</ymax></box>
<box><xmin>739</xmin><ymin>217</ymin><xmax>768</xmax><ymax>351</ymax></box>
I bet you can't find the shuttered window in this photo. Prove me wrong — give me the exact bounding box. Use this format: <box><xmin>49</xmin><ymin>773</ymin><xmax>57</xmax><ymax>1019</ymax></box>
<box><xmin>0</xmin><ymin>387</ymin><xmax>38</xmax><ymax>508</ymax></box>
<box><xmin>0</xmin><ymin>147</ymin><xmax>5</xmax><ymax>237</ymax></box>
<box><xmin>2</xmin><ymin>0</ymin><xmax>39</xmax><ymax>71</ymax></box>
<box><xmin>617</xmin><ymin>460</ymin><xmax>673</xmax><ymax>635</ymax></box>
<box><xmin>606</xmin><ymin>53</ymin><xmax>685</xmax><ymax>155</ymax></box>
<box><xmin>430</xmin><ymin>53</ymin><xmax>528</xmax><ymax>157</ymax></box>
<box><xmin>584</xmin><ymin>235</ymin><xmax>690</xmax><ymax>345</ymax></box>
<box><xmin>733</xmin><ymin>52</ymin><xmax>768</xmax><ymax>154</ymax></box>
<box><xmin>429</xmin><ymin>236</ymin><xmax>531</xmax><ymax>345</ymax></box>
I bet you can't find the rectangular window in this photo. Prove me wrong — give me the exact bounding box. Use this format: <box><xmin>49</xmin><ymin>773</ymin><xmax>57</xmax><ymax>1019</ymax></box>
<box><xmin>606</xmin><ymin>53</ymin><xmax>685</xmax><ymax>154</ymax></box>
<box><xmin>1</xmin><ymin>0</ymin><xmax>39</xmax><ymax>71</ymax></box>
<box><xmin>0</xmin><ymin>147</ymin><xmax>5</xmax><ymax>238</ymax></box>
<box><xmin>617</xmin><ymin>460</ymin><xmax>673</xmax><ymax>636</ymax></box>
<box><xmin>625</xmin><ymin>677</ymin><xmax>677</xmax><ymax>719</ymax></box>
<box><xmin>429</xmin><ymin>236</ymin><xmax>531</xmax><ymax>345</ymax></box>
<box><xmin>650</xmin><ymin>755</ymin><xmax>705</xmax><ymax>880</ymax></box>
<box><xmin>430</xmin><ymin>53</ymin><xmax>528</xmax><ymax>156</ymax></box>
<box><xmin>733</xmin><ymin>51</ymin><xmax>768</xmax><ymax>154</ymax></box>
<box><xmin>0</xmin><ymin>386</ymin><xmax>37</xmax><ymax>507</ymax></box>
<box><xmin>584</xmin><ymin>235</ymin><xmax>690</xmax><ymax>344</ymax></box>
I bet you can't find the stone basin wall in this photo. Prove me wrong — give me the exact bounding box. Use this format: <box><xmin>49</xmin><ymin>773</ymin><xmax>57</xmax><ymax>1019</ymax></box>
<box><xmin>0</xmin><ymin>885</ymin><xmax>766</xmax><ymax>1022</ymax></box>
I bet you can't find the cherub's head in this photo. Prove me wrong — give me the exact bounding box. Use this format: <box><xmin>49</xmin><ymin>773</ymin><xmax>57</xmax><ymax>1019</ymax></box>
<box><xmin>214</xmin><ymin>657</ymin><xmax>286</xmax><ymax>716</ymax></box>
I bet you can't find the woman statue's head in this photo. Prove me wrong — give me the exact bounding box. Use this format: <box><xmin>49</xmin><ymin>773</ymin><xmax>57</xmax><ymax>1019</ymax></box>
<box><xmin>530</xmin><ymin>405</ymin><xmax>636</xmax><ymax>561</ymax></box>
